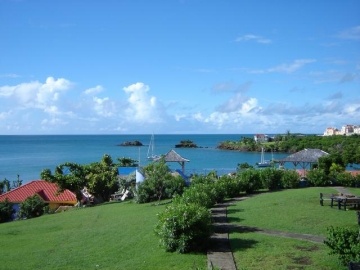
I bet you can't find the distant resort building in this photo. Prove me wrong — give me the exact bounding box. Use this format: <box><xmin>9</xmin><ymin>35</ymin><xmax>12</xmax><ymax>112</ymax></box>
<box><xmin>254</xmin><ymin>134</ymin><xmax>268</xmax><ymax>143</ymax></box>
<box><xmin>323</xmin><ymin>124</ymin><xmax>360</xmax><ymax>136</ymax></box>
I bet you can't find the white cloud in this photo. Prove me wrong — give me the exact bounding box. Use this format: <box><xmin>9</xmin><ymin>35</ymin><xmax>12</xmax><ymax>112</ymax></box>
<box><xmin>123</xmin><ymin>82</ymin><xmax>162</xmax><ymax>123</ymax></box>
<box><xmin>83</xmin><ymin>85</ymin><xmax>104</xmax><ymax>95</ymax></box>
<box><xmin>337</xmin><ymin>25</ymin><xmax>360</xmax><ymax>40</ymax></box>
<box><xmin>236</xmin><ymin>34</ymin><xmax>272</xmax><ymax>44</ymax></box>
<box><xmin>268</xmin><ymin>59</ymin><xmax>316</xmax><ymax>74</ymax></box>
<box><xmin>0</xmin><ymin>77</ymin><xmax>72</xmax><ymax>108</ymax></box>
<box><xmin>93</xmin><ymin>97</ymin><xmax>115</xmax><ymax>117</ymax></box>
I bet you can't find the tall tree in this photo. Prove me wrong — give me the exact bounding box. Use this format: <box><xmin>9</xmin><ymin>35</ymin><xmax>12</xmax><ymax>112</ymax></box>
<box><xmin>85</xmin><ymin>154</ymin><xmax>119</xmax><ymax>202</ymax></box>
<box><xmin>41</xmin><ymin>162</ymin><xmax>87</xmax><ymax>203</ymax></box>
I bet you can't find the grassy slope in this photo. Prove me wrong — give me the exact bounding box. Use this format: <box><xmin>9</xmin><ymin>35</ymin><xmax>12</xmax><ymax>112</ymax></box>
<box><xmin>0</xmin><ymin>201</ymin><xmax>206</xmax><ymax>270</ymax></box>
<box><xmin>229</xmin><ymin>187</ymin><xmax>360</xmax><ymax>270</ymax></box>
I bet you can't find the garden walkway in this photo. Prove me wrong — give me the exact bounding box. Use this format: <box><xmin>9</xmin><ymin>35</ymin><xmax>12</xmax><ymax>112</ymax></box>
<box><xmin>207</xmin><ymin>187</ymin><xmax>355</xmax><ymax>270</ymax></box>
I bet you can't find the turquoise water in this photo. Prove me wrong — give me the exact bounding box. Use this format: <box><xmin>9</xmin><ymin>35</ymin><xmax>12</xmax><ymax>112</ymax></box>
<box><xmin>0</xmin><ymin>134</ymin><xmax>289</xmax><ymax>183</ymax></box>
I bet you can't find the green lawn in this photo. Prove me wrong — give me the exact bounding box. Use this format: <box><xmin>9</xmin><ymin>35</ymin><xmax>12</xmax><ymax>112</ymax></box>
<box><xmin>228</xmin><ymin>187</ymin><xmax>360</xmax><ymax>269</ymax></box>
<box><xmin>0</xmin><ymin>201</ymin><xmax>206</xmax><ymax>270</ymax></box>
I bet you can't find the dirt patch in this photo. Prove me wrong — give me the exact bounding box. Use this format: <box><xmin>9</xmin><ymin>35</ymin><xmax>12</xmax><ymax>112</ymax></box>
<box><xmin>291</xmin><ymin>255</ymin><xmax>312</xmax><ymax>265</ymax></box>
<box><xmin>294</xmin><ymin>244</ymin><xmax>320</xmax><ymax>252</ymax></box>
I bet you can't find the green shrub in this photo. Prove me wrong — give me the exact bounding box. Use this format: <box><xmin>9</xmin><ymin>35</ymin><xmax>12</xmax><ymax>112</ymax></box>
<box><xmin>0</xmin><ymin>198</ymin><xmax>14</xmax><ymax>223</ymax></box>
<box><xmin>135</xmin><ymin>160</ymin><xmax>185</xmax><ymax>203</ymax></box>
<box><xmin>307</xmin><ymin>169</ymin><xmax>330</xmax><ymax>186</ymax></box>
<box><xmin>155</xmin><ymin>202</ymin><xmax>212</xmax><ymax>253</ymax></box>
<box><xmin>177</xmin><ymin>184</ymin><xmax>216</xmax><ymax>209</ymax></box>
<box><xmin>260</xmin><ymin>168</ymin><xmax>283</xmax><ymax>191</ymax></box>
<box><xmin>335</xmin><ymin>172</ymin><xmax>356</xmax><ymax>187</ymax></box>
<box><xmin>236</xmin><ymin>169</ymin><xmax>262</xmax><ymax>194</ymax></box>
<box><xmin>281</xmin><ymin>170</ymin><xmax>300</xmax><ymax>189</ymax></box>
<box><xmin>19</xmin><ymin>195</ymin><xmax>46</xmax><ymax>219</ymax></box>
<box><xmin>324</xmin><ymin>226</ymin><xmax>360</xmax><ymax>266</ymax></box>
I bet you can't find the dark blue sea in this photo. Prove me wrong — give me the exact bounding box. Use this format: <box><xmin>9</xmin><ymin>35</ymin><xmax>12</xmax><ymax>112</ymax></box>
<box><xmin>0</xmin><ymin>134</ymin><xmax>289</xmax><ymax>184</ymax></box>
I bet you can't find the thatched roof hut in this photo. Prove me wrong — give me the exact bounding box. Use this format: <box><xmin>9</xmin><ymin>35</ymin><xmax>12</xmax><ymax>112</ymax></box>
<box><xmin>278</xmin><ymin>148</ymin><xmax>329</xmax><ymax>169</ymax></box>
<box><xmin>155</xmin><ymin>149</ymin><xmax>189</xmax><ymax>173</ymax></box>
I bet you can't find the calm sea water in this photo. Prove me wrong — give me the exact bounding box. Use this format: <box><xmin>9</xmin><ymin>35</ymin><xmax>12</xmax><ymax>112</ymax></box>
<box><xmin>0</xmin><ymin>134</ymin><xmax>289</xmax><ymax>184</ymax></box>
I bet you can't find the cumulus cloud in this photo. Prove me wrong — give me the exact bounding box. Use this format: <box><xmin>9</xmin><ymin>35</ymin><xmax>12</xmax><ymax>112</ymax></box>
<box><xmin>93</xmin><ymin>97</ymin><xmax>115</xmax><ymax>117</ymax></box>
<box><xmin>0</xmin><ymin>76</ymin><xmax>71</xmax><ymax>108</ymax></box>
<box><xmin>236</xmin><ymin>34</ymin><xmax>272</xmax><ymax>44</ymax></box>
<box><xmin>123</xmin><ymin>82</ymin><xmax>162</xmax><ymax>123</ymax></box>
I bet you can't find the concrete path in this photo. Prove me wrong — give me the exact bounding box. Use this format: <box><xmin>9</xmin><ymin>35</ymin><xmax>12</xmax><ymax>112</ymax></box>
<box><xmin>207</xmin><ymin>201</ymin><xmax>237</xmax><ymax>270</ymax></box>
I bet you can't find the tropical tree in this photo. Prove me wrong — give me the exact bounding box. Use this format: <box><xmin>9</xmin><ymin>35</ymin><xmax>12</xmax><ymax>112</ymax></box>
<box><xmin>41</xmin><ymin>162</ymin><xmax>87</xmax><ymax>203</ymax></box>
<box><xmin>0</xmin><ymin>198</ymin><xmax>14</xmax><ymax>223</ymax></box>
<box><xmin>136</xmin><ymin>158</ymin><xmax>185</xmax><ymax>203</ymax></box>
<box><xmin>84</xmin><ymin>154</ymin><xmax>119</xmax><ymax>202</ymax></box>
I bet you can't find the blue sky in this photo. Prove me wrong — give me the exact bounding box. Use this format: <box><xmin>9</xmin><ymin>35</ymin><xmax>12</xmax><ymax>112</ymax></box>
<box><xmin>0</xmin><ymin>0</ymin><xmax>359</xmax><ymax>135</ymax></box>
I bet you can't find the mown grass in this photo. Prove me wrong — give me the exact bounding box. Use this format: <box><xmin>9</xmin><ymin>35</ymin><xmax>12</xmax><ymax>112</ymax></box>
<box><xmin>0</xmin><ymin>201</ymin><xmax>206</xmax><ymax>270</ymax></box>
<box><xmin>228</xmin><ymin>187</ymin><xmax>360</xmax><ymax>269</ymax></box>
<box><xmin>232</xmin><ymin>233</ymin><xmax>341</xmax><ymax>270</ymax></box>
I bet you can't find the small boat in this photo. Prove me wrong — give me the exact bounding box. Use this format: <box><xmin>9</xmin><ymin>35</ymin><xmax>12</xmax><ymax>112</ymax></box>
<box><xmin>257</xmin><ymin>147</ymin><xmax>271</xmax><ymax>167</ymax></box>
<box><xmin>147</xmin><ymin>134</ymin><xmax>159</xmax><ymax>160</ymax></box>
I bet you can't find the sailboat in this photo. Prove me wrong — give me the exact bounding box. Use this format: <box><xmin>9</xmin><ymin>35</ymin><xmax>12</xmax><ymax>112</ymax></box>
<box><xmin>147</xmin><ymin>134</ymin><xmax>159</xmax><ymax>160</ymax></box>
<box><xmin>257</xmin><ymin>147</ymin><xmax>271</xmax><ymax>167</ymax></box>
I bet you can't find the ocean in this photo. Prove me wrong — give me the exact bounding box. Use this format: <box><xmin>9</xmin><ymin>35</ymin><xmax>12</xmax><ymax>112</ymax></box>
<box><xmin>0</xmin><ymin>134</ymin><xmax>289</xmax><ymax>184</ymax></box>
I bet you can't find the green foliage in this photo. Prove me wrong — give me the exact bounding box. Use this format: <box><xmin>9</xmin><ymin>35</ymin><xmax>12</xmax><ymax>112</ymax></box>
<box><xmin>84</xmin><ymin>154</ymin><xmax>119</xmax><ymax>202</ymax></box>
<box><xmin>335</xmin><ymin>171</ymin><xmax>357</xmax><ymax>187</ymax></box>
<box><xmin>280</xmin><ymin>170</ymin><xmax>300</xmax><ymax>189</ymax></box>
<box><xmin>117</xmin><ymin>157</ymin><xmax>138</xmax><ymax>167</ymax></box>
<box><xmin>219</xmin><ymin>134</ymin><xmax>360</xmax><ymax>167</ymax></box>
<box><xmin>136</xmin><ymin>159</ymin><xmax>185</xmax><ymax>203</ymax></box>
<box><xmin>236</xmin><ymin>168</ymin><xmax>262</xmax><ymax>194</ymax></box>
<box><xmin>177</xmin><ymin>184</ymin><xmax>217</xmax><ymax>209</ymax></box>
<box><xmin>259</xmin><ymin>168</ymin><xmax>283</xmax><ymax>191</ymax></box>
<box><xmin>41</xmin><ymin>162</ymin><xmax>87</xmax><ymax>202</ymax></box>
<box><xmin>306</xmin><ymin>169</ymin><xmax>330</xmax><ymax>186</ymax></box>
<box><xmin>214</xmin><ymin>174</ymin><xmax>240</xmax><ymax>199</ymax></box>
<box><xmin>19</xmin><ymin>195</ymin><xmax>46</xmax><ymax>219</ymax></box>
<box><xmin>324</xmin><ymin>226</ymin><xmax>360</xmax><ymax>266</ymax></box>
<box><xmin>0</xmin><ymin>198</ymin><xmax>14</xmax><ymax>223</ymax></box>
<box><xmin>155</xmin><ymin>202</ymin><xmax>212</xmax><ymax>253</ymax></box>
<box><xmin>236</xmin><ymin>162</ymin><xmax>254</xmax><ymax>172</ymax></box>
<box><xmin>0</xmin><ymin>178</ymin><xmax>11</xmax><ymax>194</ymax></box>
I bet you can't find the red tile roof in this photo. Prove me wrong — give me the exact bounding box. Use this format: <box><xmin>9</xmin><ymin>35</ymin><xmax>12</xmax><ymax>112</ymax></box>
<box><xmin>0</xmin><ymin>180</ymin><xmax>77</xmax><ymax>204</ymax></box>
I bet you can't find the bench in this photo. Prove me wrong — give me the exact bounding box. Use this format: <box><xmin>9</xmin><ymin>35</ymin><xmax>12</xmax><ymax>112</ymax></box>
<box><xmin>319</xmin><ymin>193</ymin><xmax>337</xmax><ymax>206</ymax></box>
<box><xmin>337</xmin><ymin>197</ymin><xmax>360</xmax><ymax>211</ymax></box>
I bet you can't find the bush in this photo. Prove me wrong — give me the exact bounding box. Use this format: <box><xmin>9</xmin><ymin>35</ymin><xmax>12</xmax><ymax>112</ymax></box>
<box><xmin>155</xmin><ymin>202</ymin><xmax>212</xmax><ymax>253</ymax></box>
<box><xmin>307</xmin><ymin>169</ymin><xmax>330</xmax><ymax>186</ymax></box>
<box><xmin>19</xmin><ymin>195</ymin><xmax>46</xmax><ymax>219</ymax></box>
<box><xmin>324</xmin><ymin>226</ymin><xmax>360</xmax><ymax>266</ymax></box>
<box><xmin>0</xmin><ymin>198</ymin><xmax>14</xmax><ymax>223</ymax></box>
<box><xmin>335</xmin><ymin>172</ymin><xmax>356</xmax><ymax>187</ymax></box>
<box><xmin>177</xmin><ymin>184</ymin><xmax>216</xmax><ymax>209</ymax></box>
<box><xmin>281</xmin><ymin>170</ymin><xmax>301</xmax><ymax>189</ymax></box>
<box><xmin>260</xmin><ymin>168</ymin><xmax>283</xmax><ymax>191</ymax></box>
<box><xmin>236</xmin><ymin>169</ymin><xmax>262</xmax><ymax>194</ymax></box>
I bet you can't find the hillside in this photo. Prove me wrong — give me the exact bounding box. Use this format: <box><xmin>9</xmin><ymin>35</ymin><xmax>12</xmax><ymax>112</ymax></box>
<box><xmin>0</xmin><ymin>202</ymin><xmax>206</xmax><ymax>270</ymax></box>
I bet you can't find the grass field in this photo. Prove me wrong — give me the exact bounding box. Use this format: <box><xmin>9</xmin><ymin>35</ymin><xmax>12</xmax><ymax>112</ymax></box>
<box><xmin>0</xmin><ymin>201</ymin><xmax>206</xmax><ymax>270</ymax></box>
<box><xmin>228</xmin><ymin>187</ymin><xmax>360</xmax><ymax>270</ymax></box>
<box><xmin>1</xmin><ymin>187</ymin><xmax>359</xmax><ymax>270</ymax></box>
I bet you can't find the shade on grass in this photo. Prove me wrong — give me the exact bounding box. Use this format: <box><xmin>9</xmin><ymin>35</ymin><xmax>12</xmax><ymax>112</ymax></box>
<box><xmin>0</xmin><ymin>201</ymin><xmax>206</xmax><ymax>270</ymax></box>
<box><xmin>228</xmin><ymin>187</ymin><xmax>359</xmax><ymax>269</ymax></box>
<box><xmin>228</xmin><ymin>187</ymin><xmax>359</xmax><ymax>236</ymax></box>
<box><xmin>231</xmin><ymin>232</ymin><xmax>344</xmax><ymax>270</ymax></box>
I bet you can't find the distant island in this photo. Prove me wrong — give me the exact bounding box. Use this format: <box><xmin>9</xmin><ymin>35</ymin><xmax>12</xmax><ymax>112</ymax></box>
<box><xmin>118</xmin><ymin>140</ymin><xmax>143</xmax><ymax>147</ymax></box>
<box><xmin>175</xmin><ymin>140</ymin><xmax>199</xmax><ymax>148</ymax></box>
